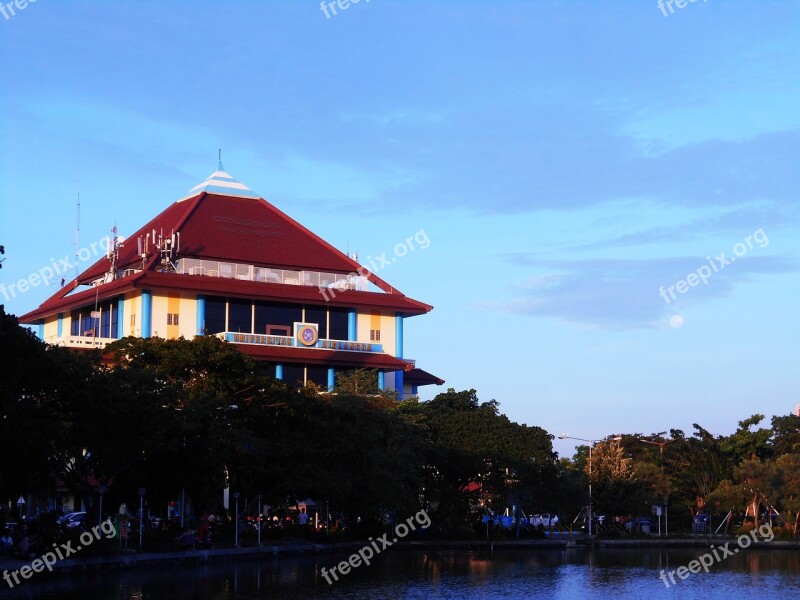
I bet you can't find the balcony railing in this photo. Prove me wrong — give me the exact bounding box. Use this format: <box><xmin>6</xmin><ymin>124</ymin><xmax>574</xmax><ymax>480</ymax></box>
<box><xmin>48</xmin><ymin>335</ymin><xmax>117</xmax><ymax>349</ymax></box>
<box><xmin>175</xmin><ymin>258</ymin><xmax>376</xmax><ymax>292</ymax></box>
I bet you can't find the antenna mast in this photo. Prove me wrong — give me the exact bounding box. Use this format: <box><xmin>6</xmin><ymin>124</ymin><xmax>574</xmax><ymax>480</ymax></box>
<box><xmin>74</xmin><ymin>185</ymin><xmax>81</xmax><ymax>276</ymax></box>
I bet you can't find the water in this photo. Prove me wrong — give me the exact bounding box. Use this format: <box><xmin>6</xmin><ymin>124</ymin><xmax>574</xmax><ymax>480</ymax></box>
<box><xmin>3</xmin><ymin>547</ymin><xmax>800</xmax><ymax>599</ymax></box>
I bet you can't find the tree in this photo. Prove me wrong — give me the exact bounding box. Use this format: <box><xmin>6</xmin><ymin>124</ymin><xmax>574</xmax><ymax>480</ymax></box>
<box><xmin>771</xmin><ymin>414</ymin><xmax>800</xmax><ymax>456</ymax></box>
<box><xmin>334</xmin><ymin>368</ymin><xmax>395</xmax><ymax>400</ymax></box>
<box><xmin>775</xmin><ymin>454</ymin><xmax>800</xmax><ymax>535</ymax></box>
<box><xmin>707</xmin><ymin>480</ymin><xmax>748</xmax><ymax>532</ymax></box>
<box><xmin>399</xmin><ymin>389</ymin><xmax>557</xmax><ymax>530</ymax></box>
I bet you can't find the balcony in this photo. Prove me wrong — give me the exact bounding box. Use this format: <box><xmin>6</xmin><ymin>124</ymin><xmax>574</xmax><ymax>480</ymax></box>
<box><xmin>175</xmin><ymin>258</ymin><xmax>376</xmax><ymax>293</ymax></box>
<box><xmin>48</xmin><ymin>335</ymin><xmax>117</xmax><ymax>350</ymax></box>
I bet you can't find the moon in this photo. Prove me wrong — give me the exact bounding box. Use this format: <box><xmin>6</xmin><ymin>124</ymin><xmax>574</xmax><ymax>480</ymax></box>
<box><xmin>670</xmin><ymin>315</ymin><xmax>685</xmax><ymax>329</ymax></box>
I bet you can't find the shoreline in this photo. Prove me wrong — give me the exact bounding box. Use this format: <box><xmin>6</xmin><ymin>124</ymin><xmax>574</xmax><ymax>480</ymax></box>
<box><xmin>3</xmin><ymin>536</ymin><xmax>800</xmax><ymax>577</ymax></box>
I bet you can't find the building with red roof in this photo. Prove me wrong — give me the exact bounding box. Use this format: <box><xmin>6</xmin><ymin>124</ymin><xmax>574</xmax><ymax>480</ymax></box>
<box><xmin>20</xmin><ymin>163</ymin><xmax>443</xmax><ymax>396</ymax></box>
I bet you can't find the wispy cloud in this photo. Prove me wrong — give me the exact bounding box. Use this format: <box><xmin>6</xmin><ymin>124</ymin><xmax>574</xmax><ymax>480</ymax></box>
<box><xmin>485</xmin><ymin>255</ymin><xmax>799</xmax><ymax>330</ymax></box>
<box><xmin>560</xmin><ymin>202</ymin><xmax>800</xmax><ymax>253</ymax></box>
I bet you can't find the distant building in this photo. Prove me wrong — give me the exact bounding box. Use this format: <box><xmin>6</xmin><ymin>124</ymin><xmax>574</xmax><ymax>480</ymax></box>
<box><xmin>795</xmin><ymin>404</ymin><xmax>800</xmax><ymax>417</ymax></box>
<box><xmin>20</xmin><ymin>163</ymin><xmax>443</xmax><ymax>397</ymax></box>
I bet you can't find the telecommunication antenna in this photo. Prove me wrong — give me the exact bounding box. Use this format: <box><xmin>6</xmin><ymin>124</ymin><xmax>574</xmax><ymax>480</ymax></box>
<box><xmin>136</xmin><ymin>228</ymin><xmax>180</xmax><ymax>272</ymax></box>
<box><xmin>105</xmin><ymin>224</ymin><xmax>123</xmax><ymax>282</ymax></box>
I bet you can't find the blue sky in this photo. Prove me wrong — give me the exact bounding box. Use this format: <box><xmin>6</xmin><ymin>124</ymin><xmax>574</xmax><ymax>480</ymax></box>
<box><xmin>1</xmin><ymin>0</ymin><xmax>798</xmax><ymax>458</ymax></box>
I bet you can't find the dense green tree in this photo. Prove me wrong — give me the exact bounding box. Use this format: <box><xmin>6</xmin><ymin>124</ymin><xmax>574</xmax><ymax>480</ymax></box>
<box><xmin>398</xmin><ymin>389</ymin><xmax>557</xmax><ymax>529</ymax></box>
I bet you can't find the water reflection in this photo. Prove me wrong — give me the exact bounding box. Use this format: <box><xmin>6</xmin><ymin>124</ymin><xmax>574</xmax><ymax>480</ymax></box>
<box><xmin>4</xmin><ymin>547</ymin><xmax>800</xmax><ymax>599</ymax></box>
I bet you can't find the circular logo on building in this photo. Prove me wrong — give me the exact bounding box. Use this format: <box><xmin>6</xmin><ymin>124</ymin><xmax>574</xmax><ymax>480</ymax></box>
<box><xmin>297</xmin><ymin>325</ymin><xmax>318</xmax><ymax>347</ymax></box>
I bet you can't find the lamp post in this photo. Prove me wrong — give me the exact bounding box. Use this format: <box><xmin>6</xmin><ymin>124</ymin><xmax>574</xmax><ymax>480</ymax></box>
<box><xmin>233</xmin><ymin>492</ymin><xmax>240</xmax><ymax>548</ymax></box>
<box><xmin>257</xmin><ymin>494</ymin><xmax>262</xmax><ymax>547</ymax></box>
<box><xmin>636</xmin><ymin>436</ymin><xmax>674</xmax><ymax>536</ymax></box>
<box><xmin>137</xmin><ymin>487</ymin><xmax>145</xmax><ymax>550</ymax></box>
<box><xmin>97</xmin><ymin>484</ymin><xmax>107</xmax><ymax>527</ymax></box>
<box><xmin>559</xmin><ymin>434</ymin><xmax>621</xmax><ymax>536</ymax></box>
<box><xmin>16</xmin><ymin>496</ymin><xmax>25</xmax><ymax>521</ymax></box>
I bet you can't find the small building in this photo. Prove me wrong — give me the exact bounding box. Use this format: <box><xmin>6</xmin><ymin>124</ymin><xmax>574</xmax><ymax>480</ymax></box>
<box><xmin>20</xmin><ymin>163</ymin><xmax>443</xmax><ymax>397</ymax></box>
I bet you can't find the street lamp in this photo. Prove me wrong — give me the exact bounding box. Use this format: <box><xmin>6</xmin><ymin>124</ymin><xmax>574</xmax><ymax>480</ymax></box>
<box><xmin>257</xmin><ymin>494</ymin><xmax>262</xmax><ymax>547</ymax></box>
<box><xmin>636</xmin><ymin>436</ymin><xmax>674</xmax><ymax>536</ymax></box>
<box><xmin>637</xmin><ymin>435</ymin><xmax>674</xmax><ymax>459</ymax></box>
<box><xmin>16</xmin><ymin>496</ymin><xmax>25</xmax><ymax>521</ymax></box>
<box><xmin>97</xmin><ymin>484</ymin><xmax>107</xmax><ymax>527</ymax></box>
<box><xmin>559</xmin><ymin>434</ymin><xmax>621</xmax><ymax>536</ymax></box>
<box><xmin>233</xmin><ymin>491</ymin><xmax>240</xmax><ymax>548</ymax></box>
<box><xmin>137</xmin><ymin>487</ymin><xmax>146</xmax><ymax>550</ymax></box>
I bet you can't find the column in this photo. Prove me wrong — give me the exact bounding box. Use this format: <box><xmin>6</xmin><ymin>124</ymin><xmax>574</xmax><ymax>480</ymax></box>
<box><xmin>347</xmin><ymin>310</ymin><xmax>357</xmax><ymax>341</ymax></box>
<box><xmin>196</xmin><ymin>295</ymin><xmax>206</xmax><ymax>336</ymax></box>
<box><xmin>141</xmin><ymin>290</ymin><xmax>152</xmax><ymax>338</ymax></box>
<box><xmin>394</xmin><ymin>313</ymin><xmax>404</xmax><ymax>396</ymax></box>
<box><xmin>276</xmin><ymin>364</ymin><xmax>284</xmax><ymax>380</ymax></box>
<box><xmin>378</xmin><ymin>371</ymin><xmax>385</xmax><ymax>391</ymax></box>
<box><xmin>57</xmin><ymin>313</ymin><xmax>63</xmax><ymax>338</ymax></box>
<box><xmin>116</xmin><ymin>297</ymin><xmax>125</xmax><ymax>339</ymax></box>
<box><xmin>37</xmin><ymin>320</ymin><xmax>44</xmax><ymax>340</ymax></box>
<box><xmin>327</xmin><ymin>368</ymin><xmax>335</xmax><ymax>392</ymax></box>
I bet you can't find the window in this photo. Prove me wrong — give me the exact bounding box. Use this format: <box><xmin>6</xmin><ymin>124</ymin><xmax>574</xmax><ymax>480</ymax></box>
<box><xmin>109</xmin><ymin>303</ymin><xmax>119</xmax><ymax>338</ymax></box>
<box><xmin>370</xmin><ymin>329</ymin><xmax>381</xmax><ymax>341</ymax></box>
<box><xmin>255</xmin><ymin>302</ymin><xmax>302</xmax><ymax>333</ymax></box>
<box><xmin>228</xmin><ymin>299</ymin><xmax>252</xmax><ymax>333</ymax></box>
<box><xmin>167</xmin><ymin>313</ymin><xmax>179</xmax><ymax>326</ymax></box>
<box><xmin>304</xmin><ymin>306</ymin><xmax>327</xmax><ymax>339</ymax></box>
<box><xmin>81</xmin><ymin>312</ymin><xmax>94</xmax><ymax>336</ymax></box>
<box><xmin>100</xmin><ymin>302</ymin><xmax>118</xmax><ymax>338</ymax></box>
<box><xmin>306</xmin><ymin>365</ymin><xmax>329</xmax><ymax>387</ymax></box>
<box><xmin>282</xmin><ymin>364</ymin><xmax>305</xmax><ymax>388</ymax></box>
<box><xmin>130</xmin><ymin>314</ymin><xmax>136</xmax><ymax>329</ymax></box>
<box><xmin>329</xmin><ymin>308</ymin><xmax>349</xmax><ymax>341</ymax></box>
<box><xmin>204</xmin><ymin>296</ymin><xmax>226</xmax><ymax>334</ymax></box>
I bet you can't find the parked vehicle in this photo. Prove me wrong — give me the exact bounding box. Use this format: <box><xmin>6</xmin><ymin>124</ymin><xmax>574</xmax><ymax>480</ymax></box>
<box><xmin>626</xmin><ymin>517</ymin><xmax>651</xmax><ymax>534</ymax></box>
<box><xmin>58</xmin><ymin>512</ymin><xmax>82</xmax><ymax>526</ymax></box>
<box><xmin>63</xmin><ymin>512</ymin><xmax>86</xmax><ymax>530</ymax></box>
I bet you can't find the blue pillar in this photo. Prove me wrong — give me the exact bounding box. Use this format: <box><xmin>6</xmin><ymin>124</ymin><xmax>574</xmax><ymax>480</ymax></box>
<box><xmin>395</xmin><ymin>313</ymin><xmax>404</xmax><ymax>357</ymax></box>
<box><xmin>394</xmin><ymin>313</ymin><xmax>404</xmax><ymax>395</ymax></box>
<box><xmin>327</xmin><ymin>368</ymin><xmax>335</xmax><ymax>392</ymax></box>
<box><xmin>116</xmin><ymin>297</ymin><xmax>125</xmax><ymax>339</ymax></box>
<box><xmin>276</xmin><ymin>364</ymin><xmax>284</xmax><ymax>380</ymax></box>
<box><xmin>37</xmin><ymin>320</ymin><xmax>44</xmax><ymax>340</ymax></box>
<box><xmin>347</xmin><ymin>310</ymin><xmax>357</xmax><ymax>341</ymax></box>
<box><xmin>412</xmin><ymin>384</ymin><xmax>418</xmax><ymax>396</ymax></box>
<box><xmin>378</xmin><ymin>371</ymin><xmax>385</xmax><ymax>391</ymax></box>
<box><xmin>57</xmin><ymin>313</ymin><xmax>63</xmax><ymax>337</ymax></box>
<box><xmin>141</xmin><ymin>290</ymin><xmax>152</xmax><ymax>338</ymax></box>
<box><xmin>196</xmin><ymin>295</ymin><xmax>206</xmax><ymax>336</ymax></box>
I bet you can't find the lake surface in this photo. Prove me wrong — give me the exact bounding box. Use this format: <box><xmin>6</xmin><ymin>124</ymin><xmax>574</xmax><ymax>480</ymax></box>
<box><xmin>4</xmin><ymin>547</ymin><xmax>800</xmax><ymax>599</ymax></box>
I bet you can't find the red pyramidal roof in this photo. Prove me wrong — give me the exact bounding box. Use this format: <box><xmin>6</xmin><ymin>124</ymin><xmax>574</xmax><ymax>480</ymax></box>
<box><xmin>21</xmin><ymin>167</ymin><xmax>432</xmax><ymax>322</ymax></box>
